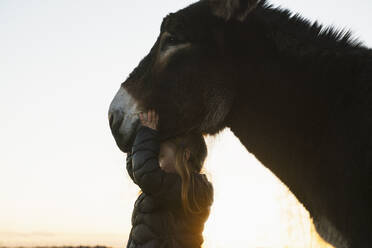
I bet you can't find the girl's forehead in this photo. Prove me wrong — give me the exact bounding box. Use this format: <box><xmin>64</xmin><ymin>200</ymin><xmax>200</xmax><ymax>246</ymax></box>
<box><xmin>161</xmin><ymin>140</ymin><xmax>177</xmax><ymax>148</ymax></box>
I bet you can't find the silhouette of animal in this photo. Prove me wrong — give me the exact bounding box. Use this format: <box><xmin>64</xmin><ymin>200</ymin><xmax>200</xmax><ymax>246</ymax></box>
<box><xmin>109</xmin><ymin>0</ymin><xmax>372</xmax><ymax>247</ymax></box>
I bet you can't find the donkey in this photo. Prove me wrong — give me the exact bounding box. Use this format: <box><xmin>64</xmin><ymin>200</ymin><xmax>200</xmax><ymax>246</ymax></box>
<box><xmin>108</xmin><ymin>0</ymin><xmax>372</xmax><ymax>247</ymax></box>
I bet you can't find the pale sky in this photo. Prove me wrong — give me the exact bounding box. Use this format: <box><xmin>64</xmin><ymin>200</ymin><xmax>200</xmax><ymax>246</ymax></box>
<box><xmin>0</xmin><ymin>0</ymin><xmax>371</xmax><ymax>247</ymax></box>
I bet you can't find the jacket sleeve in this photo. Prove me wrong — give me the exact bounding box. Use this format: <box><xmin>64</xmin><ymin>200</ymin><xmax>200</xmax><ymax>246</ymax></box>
<box><xmin>130</xmin><ymin>125</ymin><xmax>183</xmax><ymax>207</ymax></box>
<box><xmin>125</xmin><ymin>151</ymin><xmax>136</xmax><ymax>183</ymax></box>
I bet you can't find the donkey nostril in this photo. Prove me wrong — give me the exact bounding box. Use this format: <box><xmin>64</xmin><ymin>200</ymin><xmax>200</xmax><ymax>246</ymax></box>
<box><xmin>109</xmin><ymin>110</ymin><xmax>124</xmax><ymax>131</ymax></box>
<box><xmin>109</xmin><ymin>113</ymin><xmax>114</xmax><ymax>126</ymax></box>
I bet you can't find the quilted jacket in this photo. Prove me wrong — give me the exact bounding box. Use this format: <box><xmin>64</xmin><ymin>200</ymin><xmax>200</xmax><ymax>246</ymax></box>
<box><xmin>125</xmin><ymin>126</ymin><xmax>213</xmax><ymax>248</ymax></box>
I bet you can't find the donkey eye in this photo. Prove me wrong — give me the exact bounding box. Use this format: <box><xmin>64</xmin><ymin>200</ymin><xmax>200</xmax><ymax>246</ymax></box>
<box><xmin>165</xmin><ymin>35</ymin><xmax>181</xmax><ymax>46</ymax></box>
<box><xmin>160</xmin><ymin>33</ymin><xmax>189</xmax><ymax>54</ymax></box>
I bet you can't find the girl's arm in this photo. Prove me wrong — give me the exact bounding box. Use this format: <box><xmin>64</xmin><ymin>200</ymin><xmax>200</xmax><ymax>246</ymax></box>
<box><xmin>130</xmin><ymin>125</ymin><xmax>183</xmax><ymax>208</ymax></box>
<box><xmin>125</xmin><ymin>151</ymin><xmax>137</xmax><ymax>183</ymax></box>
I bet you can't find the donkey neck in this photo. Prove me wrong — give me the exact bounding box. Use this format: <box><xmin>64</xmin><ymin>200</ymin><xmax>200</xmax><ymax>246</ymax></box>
<box><xmin>226</xmin><ymin>78</ymin><xmax>327</xmax><ymax>212</ymax></box>
<box><xmin>223</xmin><ymin>9</ymin><xmax>359</xmax><ymax>214</ymax></box>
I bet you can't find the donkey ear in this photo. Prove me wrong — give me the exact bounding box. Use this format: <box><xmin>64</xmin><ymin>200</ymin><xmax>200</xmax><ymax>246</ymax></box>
<box><xmin>208</xmin><ymin>0</ymin><xmax>260</xmax><ymax>21</ymax></box>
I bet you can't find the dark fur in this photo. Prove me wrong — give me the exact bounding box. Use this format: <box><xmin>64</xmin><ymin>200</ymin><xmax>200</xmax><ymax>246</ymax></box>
<box><xmin>115</xmin><ymin>1</ymin><xmax>372</xmax><ymax>246</ymax></box>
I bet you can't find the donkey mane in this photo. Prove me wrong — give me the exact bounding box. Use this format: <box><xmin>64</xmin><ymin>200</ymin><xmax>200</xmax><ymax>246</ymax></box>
<box><xmin>258</xmin><ymin>0</ymin><xmax>365</xmax><ymax>52</ymax></box>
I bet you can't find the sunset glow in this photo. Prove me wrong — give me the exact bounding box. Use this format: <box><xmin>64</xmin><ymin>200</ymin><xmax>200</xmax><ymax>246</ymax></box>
<box><xmin>1</xmin><ymin>129</ymin><xmax>334</xmax><ymax>248</ymax></box>
<box><xmin>202</xmin><ymin>130</ymin><xmax>334</xmax><ymax>248</ymax></box>
<box><xmin>1</xmin><ymin>0</ymin><xmax>371</xmax><ymax>247</ymax></box>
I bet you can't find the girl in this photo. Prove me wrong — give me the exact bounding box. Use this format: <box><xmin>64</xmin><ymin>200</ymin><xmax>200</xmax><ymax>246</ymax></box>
<box><xmin>125</xmin><ymin>109</ymin><xmax>213</xmax><ymax>248</ymax></box>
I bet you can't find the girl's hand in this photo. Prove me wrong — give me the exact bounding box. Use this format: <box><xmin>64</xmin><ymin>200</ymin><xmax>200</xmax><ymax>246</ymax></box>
<box><xmin>139</xmin><ymin>109</ymin><xmax>159</xmax><ymax>131</ymax></box>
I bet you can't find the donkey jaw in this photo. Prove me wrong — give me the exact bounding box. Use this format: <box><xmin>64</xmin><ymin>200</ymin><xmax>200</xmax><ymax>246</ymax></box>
<box><xmin>108</xmin><ymin>87</ymin><xmax>141</xmax><ymax>152</ymax></box>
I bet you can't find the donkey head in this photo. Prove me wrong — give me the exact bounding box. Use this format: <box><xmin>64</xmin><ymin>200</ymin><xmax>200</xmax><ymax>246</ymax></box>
<box><xmin>109</xmin><ymin>0</ymin><xmax>261</xmax><ymax>152</ymax></box>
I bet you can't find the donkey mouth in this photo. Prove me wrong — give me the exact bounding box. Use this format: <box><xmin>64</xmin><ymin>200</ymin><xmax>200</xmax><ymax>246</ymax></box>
<box><xmin>109</xmin><ymin>86</ymin><xmax>142</xmax><ymax>153</ymax></box>
<box><xmin>109</xmin><ymin>112</ymin><xmax>140</xmax><ymax>153</ymax></box>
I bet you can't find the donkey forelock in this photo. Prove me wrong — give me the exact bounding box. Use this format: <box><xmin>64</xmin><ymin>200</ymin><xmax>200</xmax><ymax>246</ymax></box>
<box><xmin>208</xmin><ymin>0</ymin><xmax>261</xmax><ymax>21</ymax></box>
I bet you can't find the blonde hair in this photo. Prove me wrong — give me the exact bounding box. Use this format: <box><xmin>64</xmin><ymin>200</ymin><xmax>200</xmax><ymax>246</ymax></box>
<box><xmin>167</xmin><ymin>133</ymin><xmax>210</xmax><ymax>214</ymax></box>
